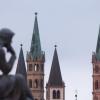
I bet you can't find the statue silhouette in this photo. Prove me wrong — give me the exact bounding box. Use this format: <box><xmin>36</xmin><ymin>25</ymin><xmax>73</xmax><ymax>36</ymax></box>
<box><xmin>0</xmin><ymin>28</ymin><xmax>34</xmax><ymax>100</ymax></box>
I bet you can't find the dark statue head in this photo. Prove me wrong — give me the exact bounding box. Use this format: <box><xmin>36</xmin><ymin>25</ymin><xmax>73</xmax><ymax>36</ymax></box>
<box><xmin>0</xmin><ymin>28</ymin><xmax>14</xmax><ymax>46</ymax></box>
<box><xmin>0</xmin><ymin>28</ymin><xmax>15</xmax><ymax>54</ymax></box>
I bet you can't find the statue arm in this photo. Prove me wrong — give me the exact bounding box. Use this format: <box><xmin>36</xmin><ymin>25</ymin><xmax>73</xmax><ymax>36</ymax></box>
<box><xmin>7</xmin><ymin>53</ymin><xmax>16</xmax><ymax>73</ymax></box>
<box><xmin>15</xmin><ymin>74</ymin><xmax>34</xmax><ymax>100</ymax></box>
<box><xmin>7</xmin><ymin>46</ymin><xmax>16</xmax><ymax>74</ymax></box>
<box><xmin>22</xmin><ymin>79</ymin><xmax>34</xmax><ymax>100</ymax></box>
<box><xmin>0</xmin><ymin>47</ymin><xmax>16</xmax><ymax>74</ymax></box>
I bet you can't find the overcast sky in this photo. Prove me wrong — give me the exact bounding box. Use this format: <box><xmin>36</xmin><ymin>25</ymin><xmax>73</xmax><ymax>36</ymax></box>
<box><xmin>0</xmin><ymin>0</ymin><xmax>100</xmax><ymax>100</ymax></box>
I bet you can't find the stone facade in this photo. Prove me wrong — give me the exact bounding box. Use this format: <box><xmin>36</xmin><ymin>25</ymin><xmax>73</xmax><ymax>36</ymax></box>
<box><xmin>26</xmin><ymin>13</ymin><xmax>45</xmax><ymax>100</ymax></box>
<box><xmin>92</xmin><ymin>28</ymin><xmax>100</xmax><ymax>100</ymax></box>
<box><xmin>92</xmin><ymin>53</ymin><xmax>100</xmax><ymax>100</ymax></box>
<box><xmin>27</xmin><ymin>56</ymin><xmax>45</xmax><ymax>100</ymax></box>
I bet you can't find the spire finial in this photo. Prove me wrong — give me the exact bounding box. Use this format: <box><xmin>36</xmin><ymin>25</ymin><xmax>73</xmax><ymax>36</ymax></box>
<box><xmin>20</xmin><ymin>44</ymin><xmax>23</xmax><ymax>47</ymax></box>
<box><xmin>35</xmin><ymin>12</ymin><xmax>38</xmax><ymax>16</ymax></box>
<box><xmin>54</xmin><ymin>45</ymin><xmax>57</xmax><ymax>48</ymax></box>
<box><xmin>75</xmin><ymin>90</ymin><xmax>78</xmax><ymax>100</ymax></box>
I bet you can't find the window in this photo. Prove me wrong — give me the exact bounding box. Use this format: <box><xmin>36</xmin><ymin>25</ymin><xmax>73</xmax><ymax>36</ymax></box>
<box><xmin>52</xmin><ymin>90</ymin><xmax>60</xmax><ymax>99</ymax></box>
<box><xmin>53</xmin><ymin>90</ymin><xmax>56</xmax><ymax>99</ymax></box>
<box><xmin>34</xmin><ymin>79</ymin><xmax>38</xmax><ymax>88</ymax></box>
<box><xmin>40</xmin><ymin>97</ymin><xmax>44</xmax><ymax>100</ymax></box>
<box><xmin>95</xmin><ymin>65</ymin><xmax>99</xmax><ymax>73</ymax></box>
<box><xmin>29</xmin><ymin>79</ymin><xmax>32</xmax><ymax>88</ymax></box>
<box><xmin>41</xmin><ymin>64</ymin><xmax>44</xmax><ymax>71</ymax></box>
<box><xmin>29</xmin><ymin>64</ymin><xmax>32</xmax><ymax>71</ymax></box>
<box><xmin>46</xmin><ymin>90</ymin><xmax>49</xmax><ymax>98</ymax></box>
<box><xmin>94</xmin><ymin>95</ymin><xmax>98</xmax><ymax>100</ymax></box>
<box><xmin>34</xmin><ymin>64</ymin><xmax>39</xmax><ymax>71</ymax></box>
<box><xmin>57</xmin><ymin>90</ymin><xmax>60</xmax><ymax>99</ymax></box>
<box><xmin>95</xmin><ymin>80</ymin><xmax>99</xmax><ymax>89</ymax></box>
<box><xmin>40</xmin><ymin>79</ymin><xmax>43</xmax><ymax>88</ymax></box>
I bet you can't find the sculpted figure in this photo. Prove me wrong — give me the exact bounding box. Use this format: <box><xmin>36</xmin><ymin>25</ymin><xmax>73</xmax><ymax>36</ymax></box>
<box><xmin>0</xmin><ymin>28</ymin><xmax>34</xmax><ymax>100</ymax></box>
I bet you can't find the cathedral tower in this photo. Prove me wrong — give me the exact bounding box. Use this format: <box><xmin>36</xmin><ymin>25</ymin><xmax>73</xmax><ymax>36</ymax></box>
<box><xmin>46</xmin><ymin>46</ymin><xmax>65</xmax><ymax>100</ymax></box>
<box><xmin>26</xmin><ymin>13</ymin><xmax>45</xmax><ymax>100</ymax></box>
<box><xmin>92</xmin><ymin>27</ymin><xmax>100</xmax><ymax>100</ymax></box>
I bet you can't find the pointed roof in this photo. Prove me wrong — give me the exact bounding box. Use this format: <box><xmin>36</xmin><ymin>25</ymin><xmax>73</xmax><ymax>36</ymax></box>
<box><xmin>30</xmin><ymin>12</ymin><xmax>42</xmax><ymax>59</ymax></box>
<box><xmin>96</xmin><ymin>27</ymin><xmax>100</xmax><ymax>60</ymax></box>
<box><xmin>48</xmin><ymin>45</ymin><xmax>63</xmax><ymax>86</ymax></box>
<box><xmin>16</xmin><ymin>44</ymin><xmax>27</xmax><ymax>80</ymax></box>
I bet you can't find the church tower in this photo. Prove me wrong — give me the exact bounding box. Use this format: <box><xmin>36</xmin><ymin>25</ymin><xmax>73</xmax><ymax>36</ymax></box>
<box><xmin>92</xmin><ymin>27</ymin><xmax>100</xmax><ymax>100</ymax></box>
<box><xmin>26</xmin><ymin>13</ymin><xmax>45</xmax><ymax>100</ymax></box>
<box><xmin>16</xmin><ymin>44</ymin><xmax>27</xmax><ymax>81</ymax></box>
<box><xmin>46</xmin><ymin>46</ymin><xmax>65</xmax><ymax>100</ymax></box>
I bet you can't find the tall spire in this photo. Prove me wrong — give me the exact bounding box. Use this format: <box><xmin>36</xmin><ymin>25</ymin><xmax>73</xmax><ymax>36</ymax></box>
<box><xmin>96</xmin><ymin>26</ymin><xmax>100</xmax><ymax>60</ymax></box>
<box><xmin>48</xmin><ymin>45</ymin><xmax>63</xmax><ymax>86</ymax></box>
<box><xmin>16</xmin><ymin>44</ymin><xmax>27</xmax><ymax>80</ymax></box>
<box><xmin>30</xmin><ymin>12</ymin><xmax>42</xmax><ymax>59</ymax></box>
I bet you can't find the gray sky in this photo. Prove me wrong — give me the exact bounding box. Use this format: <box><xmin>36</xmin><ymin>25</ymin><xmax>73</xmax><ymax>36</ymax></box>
<box><xmin>0</xmin><ymin>0</ymin><xmax>100</xmax><ymax>100</ymax></box>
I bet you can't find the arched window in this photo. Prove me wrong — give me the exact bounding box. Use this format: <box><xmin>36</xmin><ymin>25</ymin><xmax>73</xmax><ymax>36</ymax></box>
<box><xmin>34</xmin><ymin>64</ymin><xmax>39</xmax><ymax>71</ymax></box>
<box><xmin>95</xmin><ymin>80</ymin><xmax>99</xmax><ymax>89</ymax></box>
<box><xmin>57</xmin><ymin>90</ymin><xmax>60</xmax><ymax>99</ymax></box>
<box><xmin>53</xmin><ymin>90</ymin><xmax>56</xmax><ymax>99</ymax></box>
<box><xmin>34</xmin><ymin>79</ymin><xmax>38</xmax><ymax>88</ymax></box>
<box><xmin>29</xmin><ymin>64</ymin><xmax>32</xmax><ymax>71</ymax></box>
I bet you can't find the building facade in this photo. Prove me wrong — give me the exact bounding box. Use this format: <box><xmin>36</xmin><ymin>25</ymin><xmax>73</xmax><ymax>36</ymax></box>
<box><xmin>92</xmin><ymin>28</ymin><xmax>100</xmax><ymax>100</ymax></box>
<box><xmin>16</xmin><ymin>13</ymin><xmax>65</xmax><ymax>100</ymax></box>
